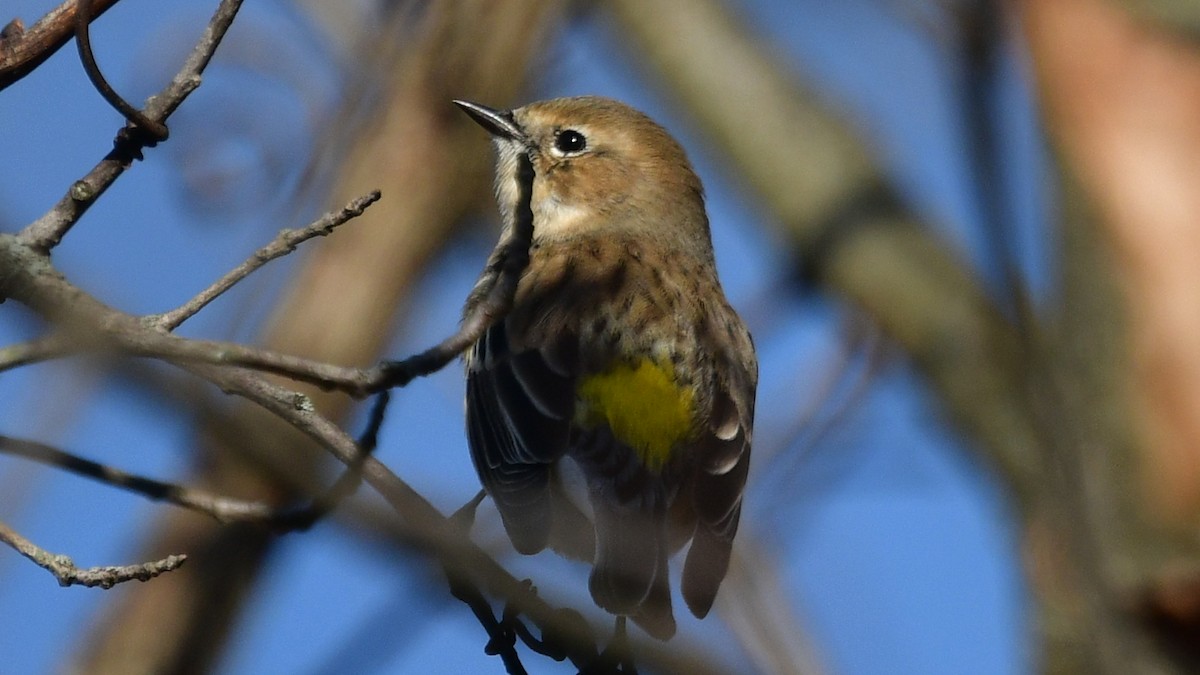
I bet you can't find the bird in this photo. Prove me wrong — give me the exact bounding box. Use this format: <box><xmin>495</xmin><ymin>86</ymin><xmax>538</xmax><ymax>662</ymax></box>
<box><xmin>455</xmin><ymin>95</ymin><xmax>757</xmax><ymax>640</ymax></box>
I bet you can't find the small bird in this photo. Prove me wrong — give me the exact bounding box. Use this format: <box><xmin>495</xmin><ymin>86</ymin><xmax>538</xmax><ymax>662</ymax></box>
<box><xmin>456</xmin><ymin>96</ymin><xmax>757</xmax><ymax>639</ymax></box>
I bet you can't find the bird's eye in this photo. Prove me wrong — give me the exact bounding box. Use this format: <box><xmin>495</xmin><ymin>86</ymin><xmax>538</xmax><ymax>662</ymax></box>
<box><xmin>554</xmin><ymin>129</ymin><xmax>587</xmax><ymax>154</ymax></box>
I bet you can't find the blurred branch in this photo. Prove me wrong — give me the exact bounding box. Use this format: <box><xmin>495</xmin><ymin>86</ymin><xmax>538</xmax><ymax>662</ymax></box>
<box><xmin>0</xmin><ymin>519</ymin><xmax>186</xmax><ymax>589</ymax></box>
<box><xmin>607</xmin><ymin>0</ymin><xmax>1200</xmax><ymax>672</ymax></box>
<box><xmin>0</xmin><ymin>0</ymin><xmax>122</xmax><ymax>90</ymax></box>
<box><xmin>607</xmin><ymin>0</ymin><xmax>1043</xmax><ymax>512</ymax></box>
<box><xmin>1120</xmin><ymin>0</ymin><xmax>1200</xmax><ymax>39</ymax></box>
<box><xmin>879</xmin><ymin>0</ymin><xmax>965</xmax><ymax>46</ymax></box>
<box><xmin>720</xmin><ymin>539</ymin><xmax>826</xmax><ymax>675</ymax></box>
<box><xmin>757</xmin><ymin>317</ymin><xmax>888</xmax><ymax>515</ymax></box>
<box><xmin>18</xmin><ymin>0</ymin><xmax>244</xmax><ymax>252</ymax></box>
<box><xmin>0</xmin><ymin>333</ymin><xmax>72</xmax><ymax>373</ymax></box>
<box><xmin>1020</xmin><ymin>1</ymin><xmax>1200</xmax><ymax>670</ymax></box>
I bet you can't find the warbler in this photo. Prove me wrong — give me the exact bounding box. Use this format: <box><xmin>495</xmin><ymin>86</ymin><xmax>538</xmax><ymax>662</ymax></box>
<box><xmin>456</xmin><ymin>96</ymin><xmax>756</xmax><ymax>640</ymax></box>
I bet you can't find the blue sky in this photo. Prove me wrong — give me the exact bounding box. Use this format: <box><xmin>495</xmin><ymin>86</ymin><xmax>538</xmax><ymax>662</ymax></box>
<box><xmin>0</xmin><ymin>1</ymin><xmax>1043</xmax><ymax>672</ymax></box>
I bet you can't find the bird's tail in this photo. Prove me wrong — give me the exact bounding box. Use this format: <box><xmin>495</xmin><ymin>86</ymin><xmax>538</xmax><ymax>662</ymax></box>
<box><xmin>588</xmin><ymin>491</ymin><xmax>676</xmax><ymax>640</ymax></box>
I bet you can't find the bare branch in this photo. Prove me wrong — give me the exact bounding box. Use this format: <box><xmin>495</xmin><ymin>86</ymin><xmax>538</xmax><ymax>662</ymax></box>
<box><xmin>181</xmin><ymin>361</ymin><xmax>633</xmax><ymax>673</ymax></box>
<box><xmin>27</xmin><ymin>164</ymin><xmax>532</xmax><ymax>398</ymax></box>
<box><xmin>0</xmin><ymin>0</ymin><xmax>123</xmax><ymax>91</ymax></box>
<box><xmin>0</xmin><ymin>519</ymin><xmax>186</xmax><ymax>588</ymax></box>
<box><xmin>18</xmin><ymin>0</ymin><xmax>245</xmax><ymax>251</ymax></box>
<box><xmin>0</xmin><ymin>333</ymin><xmax>73</xmax><ymax>374</ymax></box>
<box><xmin>120</xmin><ymin>336</ymin><xmax>375</xmax><ymax>393</ymax></box>
<box><xmin>153</xmin><ymin>191</ymin><xmax>382</xmax><ymax>331</ymax></box>
<box><xmin>0</xmin><ymin>331</ymin><xmax>374</xmax><ymax>398</ymax></box>
<box><xmin>74</xmin><ymin>0</ymin><xmax>167</xmax><ymax>140</ymax></box>
<box><xmin>0</xmin><ymin>434</ymin><xmax>334</xmax><ymax>528</ymax></box>
<box><xmin>2</xmin><ymin>192</ymin><xmax>448</xmax><ymax>408</ymax></box>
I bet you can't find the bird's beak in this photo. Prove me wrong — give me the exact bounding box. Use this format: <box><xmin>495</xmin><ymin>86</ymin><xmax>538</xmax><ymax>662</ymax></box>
<box><xmin>453</xmin><ymin>99</ymin><xmax>526</xmax><ymax>143</ymax></box>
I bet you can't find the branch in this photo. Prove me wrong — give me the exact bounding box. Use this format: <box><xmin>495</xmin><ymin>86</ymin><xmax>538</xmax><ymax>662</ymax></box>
<box><xmin>86</xmin><ymin>159</ymin><xmax>532</xmax><ymax>397</ymax></box>
<box><xmin>117</xmin><ymin>335</ymin><xmax>376</xmax><ymax>394</ymax></box>
<box><xmin>0</xmin><ymin>3</ymin><xmax>686</xmax><ymax>666</ymax></box>
<box><xmin>1</xmin><ymin>0</ymin><xmax>657</xmax><ymax>670</ymax></box>
<box><xmin>0</xmin><ymin>433</ymin><xmax>366</xmax><ymax>530</ymax></box>
<box><xmin>0</xmin><ymin>519</ymin><xmax>186</xmax><ymax>588</ymax></box>
<box><xmin>182</xmin><ymin>361</ymin><xmax>638</xmax><ymax>673</ymax></box>
<box><xmin>74</xmin><ymin>0</ymin><xmax>167</xmax><ymax>141</ymax></box>
<box><xmin>1119</xmin><ymin>0</ymin><xmax>1200</xmax><ymax>39</ymax></box>
<box><xmin>0</xmin><ymin>333</ymin><xmax>73</xmax><ymax>374</ymax></box>
<box><xmin>154</xmin><ymin>191</ymin><xmax>383</xmax><ymax>331</ymax></box>
<box><xmin>0</xmin><ymin>193</ymin><xmax>383</xmax><ymax>383</ymax></box>
<box><xmin>18</xmin><ymin>0</ymin><xmax>245</xmax><ymax>251</ymax></box>
<box><xmin>0</xmin><ymin>0</ymin><xmax>123</xmax><ymax>90</ymax></box>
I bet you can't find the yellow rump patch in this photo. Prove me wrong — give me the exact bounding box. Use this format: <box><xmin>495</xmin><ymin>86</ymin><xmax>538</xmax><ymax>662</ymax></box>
<box><xmin>576</xmin><ymin>359</ymin><xmax>695</xmax><ymax>471</ymax></box>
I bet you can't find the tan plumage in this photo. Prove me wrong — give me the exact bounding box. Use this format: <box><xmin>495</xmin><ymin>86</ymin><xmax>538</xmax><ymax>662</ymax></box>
<box><xmin>457</xmin><ymin>96</ymin><xmax>757</xmax><ymax>639</ymax></box>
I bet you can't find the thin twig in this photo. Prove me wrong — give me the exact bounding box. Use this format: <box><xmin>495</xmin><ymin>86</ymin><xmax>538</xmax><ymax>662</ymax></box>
<box><xmin>153</xmin><ymin>191</ymin><xmax>382</xmax><ymax>331</ymax></box>
<box><xmin>1</xmin><ymin>194</ymin><xmax>380</xmax><ymax>389</ymax></box>
<box><xmin>0</xmin><ymin>433</ymin><xmax>339</xmax><ymax>528</ymax></box>
<box><xmin>18</xmin><ymin>0</ymin><xmax>245</xmax><ymax>251</ymax></box>
<box><xmin>448</xmin><ymin>568</ymin><xmax>527</xmax><ymax>675</ymax></box>
<box><xmin>0</xmin><ymin>434</ymin><xmax>280</xmax><ymax>523</ymax></box>
<box><xmin>0</xmin><ymin>519</ymin><xmax>186</xmax><ymax>588</ymax></box>
<box><xmin>272</xmin><ymin>390</ymin><xmax>390</xmax><ymax>531</ymax></box>
<box><xmin>106</xmin><ymin>156</ymin><xmax>534</xmax><ymax>397</ymax></box>
<box><xmin>0</xmin><ymin>328</ymin><xmax>375</xmax><ymax>397</ymax></box>
<box><xmin>74</xmin><ymin>0</ymin><xmax>167</xmax><ymax>140</ymax></box>
<box><xmin>0</xmin><ymin>0</ymin><xmax>124</xmax><ymax>91</ymax></box>
<box><xmin>120</xmin><ymin>335</ymin><xmax>376</xmax><ymax>394</ymax></box>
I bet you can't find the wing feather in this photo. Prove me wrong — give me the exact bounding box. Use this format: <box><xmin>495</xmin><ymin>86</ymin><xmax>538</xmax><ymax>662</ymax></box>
<box><xmin>466</xmin><ymin>322</ymin><xmax>574</xmax><ymax>555</ymax></box>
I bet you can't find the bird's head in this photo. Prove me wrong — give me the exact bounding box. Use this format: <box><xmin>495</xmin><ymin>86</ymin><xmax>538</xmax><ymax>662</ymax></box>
<box><xmin>455</xmin><ymin>96</ymin><xmax>709</xmax><ymax>249</ymax></box>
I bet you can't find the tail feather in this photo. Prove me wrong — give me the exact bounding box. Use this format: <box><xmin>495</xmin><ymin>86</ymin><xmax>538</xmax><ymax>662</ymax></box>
<box><xmin>631</xmin><ymin>537</ymin><xmax>677</xmax><ymax>640</ymax></box>
<box><xmin>681</xmin><ymin>505</ymin><xmax>739</xmax><ymax>619</ymax></box>
<box><xmin>573</xmin><ymin>426</ymin><xmax>682</xmax><ymax>638</ymax></box>
<box><xmin>546</xmin><ymin>471</ymin><xmax>596</xmax><ymax>562</ymax></box>
<box><xmin>588</xmin><ymin>501</ymin><xmax>659</xmax><ymax>615</ymax></box>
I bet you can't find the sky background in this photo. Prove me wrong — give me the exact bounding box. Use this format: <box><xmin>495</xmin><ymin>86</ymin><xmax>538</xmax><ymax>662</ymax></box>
<box><xmin>0</xmin><ymin>0</ymin><xmax>1046</xmax><ymax>672</ymax></box>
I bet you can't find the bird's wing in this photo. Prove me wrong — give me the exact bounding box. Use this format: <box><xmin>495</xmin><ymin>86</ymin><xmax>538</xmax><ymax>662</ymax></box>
<box><xmin>466</xmin><ymin>321</ymin><xmax>574</xmax><ymax>554</ymax></box>
<box><xmin>682</xmin><ymin>314</ymin><xmax>758</xmax><ymax>619</ymax></box>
